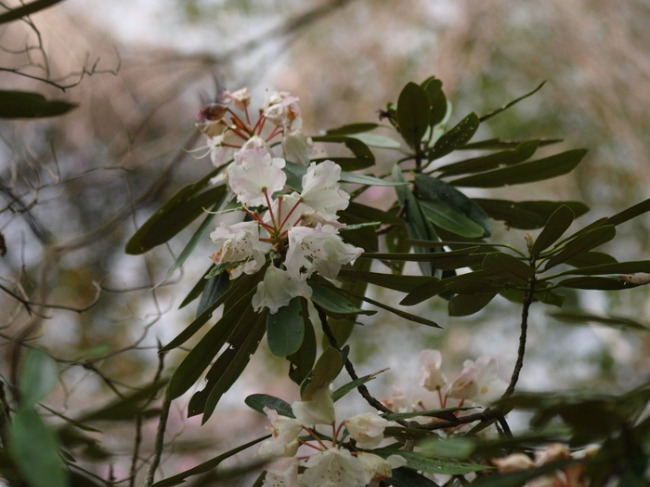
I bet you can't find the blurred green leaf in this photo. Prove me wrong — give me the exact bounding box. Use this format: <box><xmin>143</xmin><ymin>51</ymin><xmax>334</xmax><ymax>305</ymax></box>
<box><xmin>311</xmin><ymin>135</ymin><xmax>375</xmax><ymax>166</ymax></box>
<box><xmin>267</xmin><ymin>297</ymin><xmax>305</xmax><ymax>357</ymax></box>
<box><xmin>0</xmin><ymin>90</ymin><xmax>76</xmax><ymax>118</ymax></box>
<box><xmin>605</xmin><ymin>198</ymin><xmax>650</xmax><ymax>226</ymax></box>
<box><xmin>389</xmin><ymin>467</ymin><xmax>441</xmax><ymax>487</ymax></box>
<box><xmin>18</xmin><ymin>348</ymin><xmax>58</xmax><ymax>407</ymax></box>
<box><xmin>196</xmin><ymin>272</ymin><xmax>230</xmax><ymax>317</ymax></box>
<box><xmin>288</xmin><ymin>305</ymin><xmax>317</xmax><ymax>384</ymax></box>
<box><xmin>428</xmin><ymin>112</ymin><xmax>480</xmax><ymax>160</ymax></box>
<box><xmin>451</xmin><ymin>149</ymin><xmax>587</xmax><ymax>188</ymax></box>
<box><xmin>460</xmin><ymin>138</ymin><xmax>562</xmax><ymax>150</ymax></box>
<box><xmin>479</xmin><ymin>80</ymin><xmax>546</xmax><ymax>122</ymax></box>
<box><xmin>365</xmin><ymin>247</ymin><xmax>486</xmax><ymax>271</ymax></box>
<box><xmin>125</xmin><ymin>175</ymin><xmax>225</xmax><ymax>254</ymax></box>
<box><xmin>543</xmin><ymin>225</ymin><xmax>616</xmax><ymax>270</ymax></box>
<box><xmin>555</xmin><ymin>276</ymin><xmax>630</xmax><ymax>290</ymax></box>
<box><xmin>8</xmin><ymin>409</ymin><xmax>69</xmax><ymax>487</ymax></box>
<box><xmin>565</xmin><ymin>251</ymin><xmax>618</xmax><ymax>268</ymax></box>
<box><xmin>350</xmin><ymin>132</ymin><xmax>401</xmax><ymax>149</ymax></box>
<box><xmin>553</xmin><ymin>260</ymin><xmax>650</xmax><ymax>277</ymax></box>
<box><xmin>421</xmin><ymin>76</ymin><xmax>447</xmax><ymax>126</ymax></box>
<box><xmin>437</xmin><ymin>141</ymin><xmax>539</xmax><ymax>177</ymax></box>
<box><xmin>337</xmin><ymin>268</ymin><xmax>436</xmax><ymax>293</ymax></box>
<box><xmin>482</xmin><ymin>252</ymin><xmax>534</xmax><ymax>284</ymax></box>
<box><xmin>448</xmin><ymin>292</ymin><xmax>497</xmax><ymax>316</ymax></box>
<box><xmin>300</xmin><ymin>347</ymin><xmax>344</xmax><ymax>400</ymax></box>
<box><xmin>244</xmin><ymin>394</ymin><xmax>294</xmax><ymax>418</ymax></box>
<box><xmin>383</xmin><ymin>450</ymin><xmax>490</xmax><ymax>475</ymax></box>
<box><xmin>476</xmin><ymin>199</ymin><xmax>589</xmax><ymax>230</ymax></box>
<box><xmin>531</xmin><ymin>205</ymin><xmax>575</xmax><ymax>257</ymax></box>
<box><xmin>331</xmin><ymin>368</ymin><xmax>387</xmax><ymax>402</ymax></box>
<box><xmin>340</xmin><ymin>171</ymin><xmax>403</xmax><ymax>186</ymax></box>
<box><xmin>397</xmin><ymin>82</ymin><xmax>430</xmax><ymax>149</ymax></box>
<box><xmin>550</xmin><ymin>310</ymin><xmax>649</xmax><ymax>331</ymax></box>
<box><xmin>310</xmin><ymin>281</ymin><xmax>376</xmax><ymax>316</ymax></box>
<box><xmin>326</xmin><ymin>123</ymin><xmax>380</xmax><ymax>135</ymax></box>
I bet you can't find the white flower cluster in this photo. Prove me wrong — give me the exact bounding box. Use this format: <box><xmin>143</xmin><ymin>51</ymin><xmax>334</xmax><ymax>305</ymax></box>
<box><xmin>199</xmin><ymin>89</ymin><xmax>363</xmax><ymax>314</ymax></box>
<box><xmin>383</xmin><ymin>350</ymin><xmax>507</xmax><ymax>415</ymax></box>
<box><xmin>259</xmin><ymin>387</ymin><xmax>406</xmax><ymax>487</ymax></box>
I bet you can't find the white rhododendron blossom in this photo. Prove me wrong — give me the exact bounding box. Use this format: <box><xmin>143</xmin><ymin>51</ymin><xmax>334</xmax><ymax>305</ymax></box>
<box><xmin>209</xmin><ymin>220</ymin><xmax>270</xmax><ymax>278</ymax></box>
<box><xmin>264</xmin><ymin>90</ymin><xmax>302</xmax><ymax>130</ymax></box>
<box><xmin>344</xmin><ymin>413</ymin><xmax>389</xmax><ymax>449</ymax></box>
<box><xmin>418</xmin><ymin>349</ymin><xmax>447</xmax><ymax>391</ymax></box>
<box><xmin>447</xmin><ymin>355</ymin><xmax>507</xmax><ymax>405</ymax></box>
<box><xmin>227</xmin><ymin>147</ymin><xmax>286</xmax><ymax>206</ymax></box>
<box><xmin>299</xmin><ymin>161</ymin><xmax>350</xmax><ymax>222</ymax></box>
<box><xmin>259</xmin><ymin>387</ymin><xmax>405</xmax><ymax>487</ymax></box>
<box><xmin>251</xmin><ymin>265</ymin><xmax>312</xmax><ymax>314</ymax></box>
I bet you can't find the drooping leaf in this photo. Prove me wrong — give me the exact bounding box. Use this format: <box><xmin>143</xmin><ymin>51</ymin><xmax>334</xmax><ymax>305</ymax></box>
<box><xmin>8</xmin><ymin>409</ymin><xmax>69</xmax><ymax>487</ymax></box>
<box><xmin>479</xmin><ymin>80</ymin><xmax>546</xmax><ymax>122</ymax></box>
<box><xmin>311</xmin><ymin>135</ymin><xmax>375</xmax><ymax>166</ymax></box>
<box><xmin>552</xmin><ymin>260</ymin><xmax>650</xmax><ymax>277</ymax></box>
<box><xmin>605</xmin><ymin>198</ymin><xmax>650</xmax><ymax>226</ymax></box>
<box><xmin>364</xmin><ymin>247</ymin><xmax>487</xmax><ymax>271</ymax></box>
<box><xmin>244</xmin><ymin>394</ymin><xmax>294</xmax><ymax>418</ymax></box>
<box><xmin>555</xmin><ymin>276</ymin><xmax>630</xmax><ymax>290</ymax></box>
<box><xmin>550</xmin><ymin>310</ymin><xmax>649</xmax><ymax>331</ymax></box>
<box><xmin>0</xmin><ymin>90</ymin><xmax>76</xmax><ymax>118</ymax></box>
<box><xmin>451</xmin><ymin>149</ymin><xmax>587</xmax><ymax>188</ymax></box>
<box><xmin>125</xmin><ymin>175</ymin><xmax>225</xmax><ymax>254</ymax></box>
<box><xmin>287</xmin><ymin>305</ymin><xmax>317</xmax><ymax>384</ymax></box>
<box><xmin>421</xmin><ymin>76</ymin><xmax>448</xmax><ymax>126</ymax></box>
<box><xmin>460</xmin><ymin>138</ymin><xmax>562</xmax><ymax>150</ymax></box>
<box><xmin>326</xmin><ymin>123</ymin><xmax>380</xmax><ymax>135</ymax></box>
<box><xmin>542</xmin><ymin>225</ymin><xmax>616</xmax><ymax>271</ymax></box>
<box><xmin>195</xmin><ymin>272</ymin><xmax>230</xmax><ymax>317</ymax></box>
<box><xmin>382</xmin><ymin>450</ymin><xmax>490</xmax><ymax>475</ymax></box>
<box><xmin>428</xmin><ymin>112</ymin><xmax>480</xmax><ymax>160</ymax></box>
<box><xmin>469</xmin><ymin>460</ymin><xmax>575</xmax><ymax>487</ymax></box>
<box><xmin>0</xmin><ymin>0</ymin><xmax>64</xmax><ymax>24</ymax></box>
<box><xmin>310</xmin><ymin>281</ymin><xmax>376</xmax><ymax>316</ymax></box>
<box><xmin>337</xmin><ymin>268</ymin><xmax>436</xmax><ymax>293</ymax></box>
<box><xmin>476</xmin><ymin>199</ymin><xmax>589</xmax><ymax>230</ymax></box>
<box><xmin>531</xmin><ymin>205</ymin><xmax>575</xmax><ymax>257</ymax></box>
<box><xmin>482</xmin><ymin>252</ymin><xmax>534</xmax><ymax>285</ymax></box>
<box><xmin>396</xmin><ymin>82</ymin><xmax>430</xmax><ymax>149</ymax></box>
<box><xmin>340</xmin><ymin>171</ymin><xmax>404</xmax><ymax>186</ymax></box>
<box><xmin>300</xmin><ymin>347</ymin><xmax>344</xmax><ymax>400</ymax></box>
<box><xmin>350</xmin><ymin>132</ymin><xmax>401</xmax><ymax>149</ymax></box>
<box><xmin>418</xmin><ymin>197</ymin><xmax>486</xmax><ymax>238</ymax></box>
<box><xmin>18</xmin><ymin>348</ymin><xmax>58</xmax><ymax>407</ymax></box>
<box><xmin>565</xmin><ymin>251</ymin><xmax>618</xmax><ymax>268</ymax></box>
<box><xmin>330</xmin><ymin>368</ymin><xmax>387</xmax><ymax>402</ymax></box>
<box><xmin>436</xmin><ymin>140</ymin><xmax>539</xmax><ymax>177</ymax></box>
<box><xmin>267</xmin><ymin>297</ymin><xmax>305</xmax><ymax>357</ymax></box>
<box><xmin>389</xmin><ymin>467</ymin><xmax>442</xmax><ymax>487</ymax></box>
<box><xmin>448</xmin><ymin>292</ymin><xmax>497</xmax><ymax>316</ymax></box>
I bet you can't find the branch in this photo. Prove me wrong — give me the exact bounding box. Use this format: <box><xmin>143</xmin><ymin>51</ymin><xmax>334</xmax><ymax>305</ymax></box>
<box><xmin>0</xmin><ymin>0</ymin><xmax>65</xmax><ymax>25</ymax></box>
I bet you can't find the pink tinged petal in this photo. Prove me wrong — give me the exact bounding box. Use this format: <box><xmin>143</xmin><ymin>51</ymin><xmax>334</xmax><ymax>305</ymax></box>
<box><xmin>282</xmin><ymin>130</ymin><xmax>313</xmax><ymax>165</ymax></box>
<box><xmin>356</xmin><ymin>452</ymin><xmax>399</xmax><ymax>484</ymax></box>
<box><xmin>419</xmin><ymin>349</ymin><xmax>447</xmax><ymax>391</ymax></box>
<box><xmin>252</xmin><ymin>265</ymin><xmax>312</xmax><ymax>314</ymax></box>
<box><xmin>300</xmin><ymin>448</ymin><xmax>366</xmax><ymax>487</ymax></box>
<box><xmin>258</xmin><ymin>408</ymin><xmax>303</xmax><ymax>458</ymax></box>
<box><xmin>447</xmin><ymin>355</ymin><xmax>506</xmax><ymax>404</ymax></box>
<box><xmin>222</xmin><ymin>87</ymin><xmax>250</xmax><ymax>110</ymax></box>
<box><xmin>264</xmin><ymin>457</ymin><xmax>300</xmax><ymax>487</ymax></box>
<box><xmin>228</xmin><ymin>148</ymin><xmax>286</xmax><ymax>206</ymax></box>
<box><xmin>344</xmin><ymin>413</ymin><xmax>388</xmax><ymax>449</ymax></box>
<box><xmin>492</xmin><ymin>453</ymin><xmax>535</xmax><ymax>473</ymax></box>
<box><xmin>299</xmin><ymin>161</ymin><xmax>350</xmax><ymax>220</ymax></box>
<box><xmin>291</xmin><ymin>386</ymin><xmax>335</xmax><ymax>426</ymax></box>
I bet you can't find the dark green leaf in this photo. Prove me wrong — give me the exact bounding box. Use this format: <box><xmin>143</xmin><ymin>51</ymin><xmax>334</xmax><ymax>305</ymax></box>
<box><xmin>311</xmin><ymin>135</ymin><xmax>375</xmax><ymax>166</ymax></box>
<box><xmin>421</xmin><ymin>76</ymin><xmax>447</xmax><ymax>126</ymax></box>
<box><xmin>364</xmin><ymin>247</ymin><xmax>487</xmax><ymax>271</ymax></box>
<box><xmin>451</xmin><ymin>149</ymin><xmax>587</xmax><ymax>188</ymax></box>
<box><xmin>244</xmin><ymin>394</ymin><xmax>294</xmax><ymax>417</ymax></box>
<box><xmin>18</xmin><ymin>348</ymin><xmax>58</xmax><ymax>407</ymax></box>
<box><xmin>287</xmin><ymin>306</ymin><xmax>317</xmax><ymax>384</ymax></box>
<box><xmin>390</xmin><ymin>467</ymin><xmax>441</xmax><ymax>487</ymax></box>
<box><xmin>482</xmin><ymin>253</ymin><xmax>534</xmax><ymax>284</ymax></box>
<box><xmin>550</xmin><ymin>311</ymin><xmax>649</xmax><ymax>331</ymax></box>
<box><xmin>300</xmin><ymin>347</ymin><xmax>344</xmax><ymax>400</ymax></box>
<box><xmin>565</xmin><ymin>251</ymin><xmax>618</xmax><ymax>268</ymax></box>
<box><xmin>331</xmin><ymin>368</ymin><xmax>387</xmax><ymax>402</ymax></box>
<box><xmin>479</xmin><ymin>80</ymin><xmax>546</xmax><ymax>122</ymax></box>
<box><xmin>397</xmin><ymin>82</ymin><xmax>430</xmax><ymax>149</ymax></box>
<box><xmin>326</xmin><ymin>123</ymin><xmax>380</xmax><ymax>135</ymax></box>
<box><xmin>342</xmin><ymin>201</ymin><xmax>402</xmax><ymax>225</ymax></box>
<box><xmin>448</xmin><ymin>292</ymin><xmax>497</xmax><ymax>316</ymax></box>
<box><xmin>0</xmin><ymin>90</ymin><xmax>76</xmax><ymax>118</ymax></box>
<box><xmin>437</xmin><ymin>141</ymin><xmax>539</xmax><ymax>177</ymax></box>
<box><xmin>8</xmin><ymin>409</ymin><xmax>69</xmax><ymax>487</ymax></box>
<box><xmin>337</xmin><ymin>269</ymin><xmax>436</xmax><ymax>293</ymax></box>
<box><xmin>531</xmin><ymin>205</ymin><xmax>575</xmax><ymax>257</ymax></box>
<box><xmin>418</xmin><ymin>198</ymin><xmax>486</xmax><ymax>238</ymax></box>
<box><xmin>340</xmin><ymin>171</ymin><xmax>403</xmax><ymax>186</ymax></box>
<box><xmin>428</xmin><ymin>113</ymin><xmax>480</xmax><ymax>160</ymax></box>
<box><xmin>383</xmin><ymin>406</ymin><xmax>475</xmax><ymax>422</ymax></box>
<box><xmin>543</xmin><ymin>225</ymin><xmax>616</xmax><ymax>270</ymax></box>
<box><xmin>415</xmin><ymin>174</ymin><xmax>490</xmax><ymax>237</ymax></box>
<box><xmin>150</xmin><ymin>435</ymin><xmax>268</xmax><ymax>487</ymax></box>
<box><xmin>0</xmin><ymin>0</ymin><xmax>64</xmax><ymax>24</ymax></box>
<box><xmin>555</xmin><ymin>276</ymin><xmax>630</xmax><ymax>290</ymax></box>
<box><xmin>196</xmin><ymin>272</ymin><xmax>230</xmax><ymax>317</ymax></box>
<box><xmin>386</xmin><ymin>451</ymin><xmax>489</xmax><ymax>475</ymax></box>
<box><xmin>605</xmin><ymin>198</ymin><xmax>650</xmax><ymax>226</ymax></box>
<box><xmin>125</xmin><ymin>178</ymin><xmax>225</xmax><ymax>254</ymax></box>
<box><xmin>554</xmin><ymin>260</ymin><xmax>650</xmax><ymax>277</ymax></box>
<box><xmin>476</xmin><ymin>199</ymin><xmax>589</xmax><ymax>230</ymax></box>
<box><xmin>460</xmin><ymin>138</ymin><xmax>562</xmax><ymax>150</ymax></box>
<box><xmin>267</xmin><ymin>297</ymin><xmax>305</xmax><ymax>357</ymax></box>
<box><xmin>310</xmin><ymin>281</ymin><xmax>376</xmax><ymax>316</ymax></box>
<box><xmin>350</xmin><ymin>289</ymin><xmax>441</xmax><ymax>327</ymax></box>
<box><xmin>350</xmin><ymin>132</ymin><xmax>401</xmax><ymax>149</ymax></box>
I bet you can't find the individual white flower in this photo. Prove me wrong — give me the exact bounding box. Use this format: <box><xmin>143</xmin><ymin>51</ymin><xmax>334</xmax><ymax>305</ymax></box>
<box><xmin>446</xmin><ymin>355</ymin><xmax>506</xmax><ymax>405</ymax></box>
<box><xmin>208</xmin><ymin>128</ymin><xmax>240</xmax><ymax>166</ymax></box>
<box><xmin>285</xmin><ymin>224</ymin><xmax>363</xmax><ymax>279</ymax></box>
<box><xmin>264</xmin><ymin>457</ymin><xmax>299</xmax><ymax>487</ymax></box>
<box><xmin>209</xmin><ymin>220</ymin><xmax>269</xmax><ymax>278</ymax></box>
<box><xmin>418</xmin><ymin>349</ymin><xmax>447</xmax><ymax>391</ymax></box>
<box><xmin>258</xmin><ymin>408</ymin><xmax>303</xmax><ymax>458</ymax></box>
<box><xmin>222</xmin><ymin>87</ymin><xmax>250</xmax><ymax>110</ymax></box>
<box><xmin>344</xmin><ymin>413</ymin><xmax>389</xmax><ymax>449</ymax></box>
<box><xmin>381</xmin><ymin>389</ymin><xmax>414</xmax><ymax>413</ymax></box>
<box><xmin>357</xmin><ymin>453</ymin><xmax>406</xmax><ymax>484</ymax></box>
<box><xmin>264</xmin><ymin>91</ymin><xmax>302</xmax><ymax>130</ymax></box>
<box><xmin>252</xmin><ymin>265</ymin><xmax>312</xmax><ymax>314</ymax></box>
<box><xmin>291</xmin><ymin>385</ymin><xmax>335</xmax><ymax>425</ymax></box>
<box><xmin>299</xmin><ymin>447</ymin><xmax>366</xmax><ymax>487</ymax></box>
<box><xmin>228</xmin><ymin>148</ymin><xmax>286</xmax><ymax>206</ymax></box>
<box><xmin>282</xmin><ymin>130</ymin><xmax>313</xmax><ymax>165</ymax></box>
<box><xmin>299</xmin><ymin>161</ymin><xmax>350</xmax><ymax>222</ymax></box>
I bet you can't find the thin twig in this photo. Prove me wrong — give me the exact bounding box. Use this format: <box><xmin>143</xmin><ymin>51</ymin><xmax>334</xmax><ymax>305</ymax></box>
<box><xmin>144</xmin><ymin>390</ymin><xmax>171</xmax><ymax>486</ymax></box>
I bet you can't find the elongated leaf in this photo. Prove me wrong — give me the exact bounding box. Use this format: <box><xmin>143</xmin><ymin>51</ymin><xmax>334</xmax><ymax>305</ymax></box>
<box><xmin>350</xmin><ymin>132</ymin><xmax>401</xmax><ymax>149</ymax></box>
<box><xmin>397</xmin><ymin>82</ymin><xmax>430</xmax><ymax>149</ymax></box>
<box><xmin>326</xmin><ymin>123</ymin><xmax>380</xmax><ymax>135</ymax></box>
<box><xmin>543</xmin><ymin>225</ymin><xmax>616</xmax><ymax>270</ymax></box>
<box><xmin>479</xmin><ymin>80</ymin><xmax>546</xmax><ymax>122</ymax></box>
<box><xmin>331</xmin><ymin>368</ymin><xmax>387</xmax><ymax>402</ymax></box>
<box><xmin>605</xmin><ymin>198</ymin><xmax>650</xmax><ymax>226</ymax></box>
<box><xmin>553</xmin><ymin>260</ymin><xmax>650</xmax><ymax>277</ymax></box>
<box><xmin>555</xmin><ymin>276</ymin><xmax>630</xmax><ymax>290</ymax></box>
<box><xmin>244</xmin><ymin>394</ymin><xmax>294</xmax><ymax>417</ymax></box>
<box><xmin>340</xmin><ymin>171</ymin><xmax>404</xmax><ymax>186</ymax></box>
<box><xmin>482</xmin><ymin>252</ymin><xmax>534</xmax><ymax>284</ymax></box>
<box><xmin>565</xmin><ymin>251</ymin><xmax>618</xmax><ymax>268</ymax></box>
<box><xmin>476</xmin><ymin>199</ymin><xmax>589</xmax><ymax>230</ymax></box>
<box><xmin>451</xmin><ymin>149</ymin><xmax>587</xmax><ymax>188</ymax></box>
<box><xmin>150</xmin><ymin>435</ymin><xmax>268</xmax><ymax>487</ymax></box>
<box><xmin>300</xmin><ymin>347</ymin><xmax>344</xmax><ymax>400</ymax></box>
<box><xmin>363</xmin><ymin>247</ymin><xmax>486</xmax><ymax>270</ymax></box>
<box><xmin>531</xmin><ymin>205</ymin><xmax>575</xmax><ymax>257</ymax></box>
<box><xmin>337</xmin><ymin>269</ymin><xmax>436</xmax><ymax>292</ymax></box>
<box><xmin>448</xmin><ymin>292</ymin><xmax>497</xmax><ymax>316</ymax></box>
<box><xmin>288</xmin><ymin>305</ymin><xmax>317</xmax><ymax>385</ymax></box>
<box><xmin>550</xmin><ymin>311</ymin><xmax>649</xmax><ymax>331</ymax></box>
<box><xmin>311</xmin><ymin>135</ymin><xmax>375</xmax><ymax>165</ymax></box>
<box><xmin>415</xmin><ymin>174</ymin><xmax>490</xmax><ymax>237</ymax></box>
<box><xmin>18</xmin><ymin>348</ymin><xmax>58</xmax><ymax>407</ymax></box>
<box><xmin>437</xmin><ymin>141</ymin><xmax>539</xmax><ymax>177</ymax></box>
<box><xmin>267</xmin><ymin>297</ymin><xmax>305</xmax><ymax>357</ymax></box>
<box><xmin>390</xmin><ymin>467</ymin><xmax>442</xmax><ymax>487</ymax></box>
<box><xmin>345</xmin><ymin>287</ymin><xmax>441</xmax><ymax>327</ymax></box>
<box><xmin>200</xmin><ymin>310</ymin><xmax>267</xmax><ymax>421</ymax></box>
<box><xmin>0</xmin><ymin>90</ymin><xmax>76</xmax><ymax>118</ymax></box>
<box><xmin>196</xmin><ymin>272</ymin><xmax>230</xmax><ymax>317</ymax></box>
<box><xmin>8</xmin><ymin>409</ymin><xmax>69</xmax><ymax>487</ymax></box>
<box><xmin>428</xmin><ymin>113</ymin><xmax>480</xmax><ymax>160</ymax></box>
<box><xmin>381</xmin><ymin>450</ymin><xmax>489</xmax><ymax>475</ymax></box>
<box><xmin>310</xmin><ymin>281</ymin><xmax>376</xmax><ymax>316</ymax></box>
<box><xmin>342</xmin><ymin>201</ymin><xmax>402</xmax><ymax>224</ymax></box>
<box><xmin>460</xmin><ymin>138</ymin><xmax>562</xmax><ymax>150</ymax></box>
<box><xmin>125</xmin><ymin>178</ymin><xmax>225</xmax><ymax>254</ymax></box>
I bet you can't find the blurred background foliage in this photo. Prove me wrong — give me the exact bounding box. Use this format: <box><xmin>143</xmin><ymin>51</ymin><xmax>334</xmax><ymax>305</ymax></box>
<box><xmin>1</xmin><ymin>0</ymin><xmax>649</xmax><ymax>483</ymax></box>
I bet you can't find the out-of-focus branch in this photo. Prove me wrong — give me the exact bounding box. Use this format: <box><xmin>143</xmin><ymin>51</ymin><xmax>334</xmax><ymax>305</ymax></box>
<box><xmin>0</xmin><ymin>0</ymin><xmax>65</xmax><ymax>25</ymax></box>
